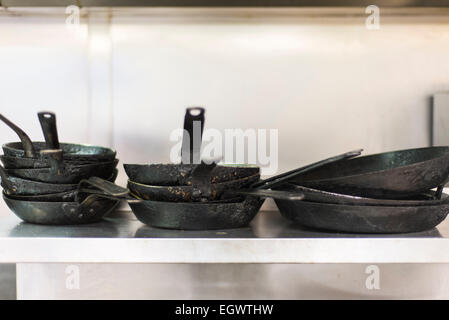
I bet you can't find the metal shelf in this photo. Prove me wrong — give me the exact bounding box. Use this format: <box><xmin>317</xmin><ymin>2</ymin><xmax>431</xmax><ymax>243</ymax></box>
<box><xmin>2</xmin><ymin>0</ymin><xmax>449</xmax><ymax>7</ymax></box>
<box><xmin>1</xmin><ymin>209</ymin><xmax>449</xmax><ymax>264</ymax></box>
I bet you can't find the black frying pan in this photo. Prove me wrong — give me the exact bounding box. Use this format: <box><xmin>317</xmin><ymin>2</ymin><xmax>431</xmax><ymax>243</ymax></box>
<box><xmin>3</xmin><ymin>113</ymin><xmax>118</xmax><ymax>184</ymax></box>
<box><xmin>0</xmin><ymin>113</ymin><xmax>116</xmax><ymax>162</ymax></box>
<box><xmin>123</xmin><ymin>107</ymin><xmax>260</xmax><ymax>186</ymax></box>
<box><xmin>289</xmin><ymin>147</ymin><xmax>449</xmax><ymax>198</ymax></box>
<box><xmin>5</xmin><ymin>151</ymin><xmax>118</xmax><ymax>184</ymax></box>
<box><xmin>282</xmin><ymin>183</ymin><xmax>447</xmax><ymax>207</ymax></box>
<box><xmin>3</xmin><ymin>192</ymin><xmax>120</xmax><ymax>225</ymax></box>
<box><xmin>0</xmin><ymin>165</ymin><xmax>118</xmax><ymax>196</ymax></box>
<box><xmin>274</xmin><ymin>194</ymin><xmax>449</xmax><ymax>234</ymax></box>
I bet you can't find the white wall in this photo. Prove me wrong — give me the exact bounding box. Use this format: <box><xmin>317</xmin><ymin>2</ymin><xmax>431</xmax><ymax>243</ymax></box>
<box><xmin>1</xmin><ymin>7</ymin><xmax>449</xmax><ymax>300</ymax></box>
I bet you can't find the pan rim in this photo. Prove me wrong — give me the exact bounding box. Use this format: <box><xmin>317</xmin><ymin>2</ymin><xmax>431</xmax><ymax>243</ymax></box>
<box><xmin>295</xmin><ymin>146</ymin><xmax>449</xmax><ymax>183</ymax></box>
<box><xmin>127</xmin><ymin>172</ymin><xmax>261</xmax><ymax>188</ymax></box>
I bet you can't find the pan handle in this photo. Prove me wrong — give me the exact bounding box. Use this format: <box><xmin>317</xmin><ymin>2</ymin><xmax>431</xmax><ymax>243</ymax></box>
<box><xmin>77</xmin><ymin>176</ymin><xmax>130</xmax><ymax>200</ymax></box>
<box><xmin>227</xmin><ymin>189</ymin><xmax>304</xmax><ymax>201</ymax></box>
<box><xmin>251</xmin><ymin>149</ymin><xmax>363</xmax><ymax>190</ymax></box>
<box><xmin>181</xmin><ymin>107</ymin><xmax>205</xmax><ymax>165</ymax></box>
<box><xmin>0</xmin><ymin>114</ymin><xmax>36</xmax><ymax>158</ymax></box>
<box><xmin>38</xmin><ymin>112</ymin><xmax>60</xmax><ymax>150</ymax></box>
<box><xmin>40</xmin><ymin>149</ymin><xmax>65</xmax><ymax>172</ymax></box>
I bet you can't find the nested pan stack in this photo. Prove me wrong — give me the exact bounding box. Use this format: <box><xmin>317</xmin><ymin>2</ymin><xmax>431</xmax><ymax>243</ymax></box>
<box><xmin>0</xmin><ymin>112</ymin><xmax>120</xmax><ymax>225</ymax></box>
<box><xmin>122</xmin><ymin>108</ymin><xmax>263</xmax><ymax>230</ymax></box>
<box><xmin>274</xmin><ymin>147</ymin><xmax>449</xmax><ymax>234</ymax></box>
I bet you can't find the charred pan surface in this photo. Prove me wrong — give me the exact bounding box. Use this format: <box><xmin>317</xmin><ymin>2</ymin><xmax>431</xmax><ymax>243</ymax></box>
<box><xmin>129</xmin><ymin>196</ymin><xmax>264</xmax><ymax>230</ymax></box>
<box><xmin>2</xmin><ymin>142</ymin><xmax>116</xmax><ymax>162</ymax></box>
<box><xmin>291</xmin><ymin>147</ymin><xmax>449</xmax><ymax>198</ymax></box>
<box><xmin>275</xmin><ymin>198</ymin><xmax>449</xmax><ymax>233</ymax></box>
<box><xmin>127</xmin><ymin>173</ymin><xmax>260</xmax><ymax>202</ymax></box>
<box><xmin>124</xmin><ymin>163</ymin><xmax>260</xmax><ymax>186</ymax></box>
<box><xmin>4</xmin><ymin>159</ymin><xmax>118</xmax><ymax>184</ymax></box>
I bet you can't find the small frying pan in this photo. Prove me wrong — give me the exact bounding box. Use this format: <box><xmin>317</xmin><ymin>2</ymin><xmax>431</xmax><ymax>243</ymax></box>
<box><xmin>0</xmin><ymin>113</ymin><xmax>116</xmax><ymax>162</ymax></box>
<box><xmin>0</xmin><ymin>165</ymin><xmax>118</xmax><ymax>196</ymax></box>
<box><xmin>3</xmin><ymin>192</ymin><xmax>120</xmax><ymax>225</ymax></box>
<box><xmin>123</xmin><ymin>107</ymin><xmax>260</xmax><ymax>186</ymax></box>
<box><xmin>5</xmin><ymin>151</ymin><xmax>118</xmax><ymax>184</ymax></box>
<box><xmin>3</xmin><ymin>113</ymin><xmax>118</xmax><ymax>184</ymax></box>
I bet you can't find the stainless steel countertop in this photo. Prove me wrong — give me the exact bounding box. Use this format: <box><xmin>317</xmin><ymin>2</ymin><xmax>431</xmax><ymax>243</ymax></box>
<box><xmin>1</xmin><ymin>209</ymin><xmax>449</xmax><ymax>263</ymax></box>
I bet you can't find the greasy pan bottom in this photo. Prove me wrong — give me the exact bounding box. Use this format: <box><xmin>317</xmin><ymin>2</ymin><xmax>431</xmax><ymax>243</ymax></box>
<box><xmin>128</xmin><ymin>196</ymin><xmax>264</xmax><ymax>230</ymax></box>
<box><xmin>3</xmin><ymin>193</ymin><xmax>120</xmax><ymax>225</ymax></box>
<box><xmin>275</xmin><ymin>198</ymin><xmax>449</xmax><ymax>234</ymax></box>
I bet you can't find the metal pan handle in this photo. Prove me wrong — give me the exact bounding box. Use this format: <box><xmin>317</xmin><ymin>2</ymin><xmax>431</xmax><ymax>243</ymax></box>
<box><xmin>228</xmin><ymin>189</ymin><xmax>304</xmax><ymax>201</ymax></box>
<box><xmin>251</xmin><ymin>149</ymin><xmax>363</xmax><ymax>190</ymax></box>
<box><xmin>38</xmin><ymin>111</ymin><xmax>60</xmax><ymax>150</ymax></box>
<box><xmin>181</xmin><ymin>107</ymin><xmax>205</xmax><ymax>165</ymax></box>
<box><xmin>78</xmin><ymin>176</ymin><xmax>130</xmax><ymax>199</ymax></box>
<box><xmin>0</xmin><ymin>114</ymin><xmax>36</xmax><ymax>158</ymax></box>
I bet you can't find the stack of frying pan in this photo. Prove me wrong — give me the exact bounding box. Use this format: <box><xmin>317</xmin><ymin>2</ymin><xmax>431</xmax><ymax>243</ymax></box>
<box><xmin>81</xmin><ymin>108</ymin><xmax>365</xmax><ymax>231</ymax></box>
<box><xmin>275</xmin><ymin>147</ymin><xmax>449</xmax><ymax>233</ymax></box>
<box><xmin>0</xmin><ymin>112</ymin><xmax>120</xmax><ymax>225</ymax></box>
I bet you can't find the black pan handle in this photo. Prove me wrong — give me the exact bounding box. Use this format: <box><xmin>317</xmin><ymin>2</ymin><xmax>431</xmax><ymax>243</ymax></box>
<box><xmin>228</xmin><ymin>189</ymin><xmax>304</xmax><ymax>201</ymax></box>
<box><xmin>38</xmin><ymin>112</ymin><xmax>60</xmax><ymax>149</ymax></box>
<box><xmin>191</xmin><ymin>161</ymin><xmax>217</xmax><ymax>200</ymax></box>
<box><xmin>0</xmin><ymin>114</ymin><xmax>36</xmax><ymax>158</ymax></box>
<box><xmin>78</xmin><ymin>176</ymin><xmax>129</xmax><ymax>199</ymax></box>
<box><xmin>40</xmin><ymin>149</ymin><xmax>64</xmax><ymax>172</ymax></box>
<box><xmin>181</xmin><ymin>107</ymin><xmax>205</xmax><ymax>164</ymax></box>
<box><xmin>251</xmin><ymin>149</ymin><xmax>363</xmax><ymax>190</ymax></box>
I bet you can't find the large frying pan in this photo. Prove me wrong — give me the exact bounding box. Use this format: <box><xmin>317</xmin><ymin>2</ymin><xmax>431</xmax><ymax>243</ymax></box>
<box><xmin>289</xmin><ymin>147</ymin><xmax>449</xmax><ymax>198</ymax></box>
<box><xmin>274</xmin><ymin>193</ymin><xmax>449</xmax><ymax>234</ymax></box>
<box><xmin>0</xmin><ymin>113</ymin><xmax>116</xmax><ymax>162</ymax></box>
<box><xmin>123</xmin><ymin>107</ymin><xmax>260</xmax><ymax>186</ymax></box>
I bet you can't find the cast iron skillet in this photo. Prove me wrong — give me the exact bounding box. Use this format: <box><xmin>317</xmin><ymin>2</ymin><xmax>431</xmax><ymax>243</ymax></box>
<box><xmin>289</xmin><ymin>147</ymin><xmax>449</xmax><ymax>198</ymax></box>
<box><xmin>2</xmin><ymin>113</ymin><xmax>118</xmax><ymax>184</ymax></box>
<box><xmin>0</xmin><ymin>165</ymin><xmax>118</xmax><ymax>196</ymax></box>
<box><xmin>3</xmin><ymin>191</ymin><xmax>121</xmax><ymax>225</ymax></box>
<box><xmin>0</xmin><ymin>113</ymin><xmax>116</xmax><ymax>162</ymax></box>
<box><xmin>273</xmin><ymin>184</ymin><xmax>449</xmax><ymax>233</ymax></box>
<box><xmin>123</xmin><ymin>107</ymin><xmax>260</xmax><ymax>186</ymax></box>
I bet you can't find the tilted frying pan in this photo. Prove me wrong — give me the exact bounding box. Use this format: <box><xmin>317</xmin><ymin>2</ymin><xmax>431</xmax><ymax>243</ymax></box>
<box><xmin>289</xmin><ymin>147</ymin><xmax>449</xmax><ymax>198</ymax></box>
<box><xmin>0</xmin><ymin>113</ymin><xmax>116</xmax><ymax>162</ymax></box>
<box><xmin>283</xmin><ymin>183</ymin><xmax>447</xmax><ymax>207</ymax></box>
<box><xmin>123</xmin><ymin>107</ymin><xmax>260</xmax><ymax>186</ymax></box>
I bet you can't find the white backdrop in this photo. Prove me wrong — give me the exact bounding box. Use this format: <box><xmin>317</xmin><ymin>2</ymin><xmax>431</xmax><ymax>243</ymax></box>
<box><xmin>1</xmin><ymin>7</ymin><xmax>449</xmax><ymax>299</ymax></box>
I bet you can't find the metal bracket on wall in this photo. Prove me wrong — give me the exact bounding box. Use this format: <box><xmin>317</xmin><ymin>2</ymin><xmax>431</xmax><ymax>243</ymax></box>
<box><xmin>432</xmin><ymin>93</ymin><xmax>449</xmax><ymax>146</ymax></box>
